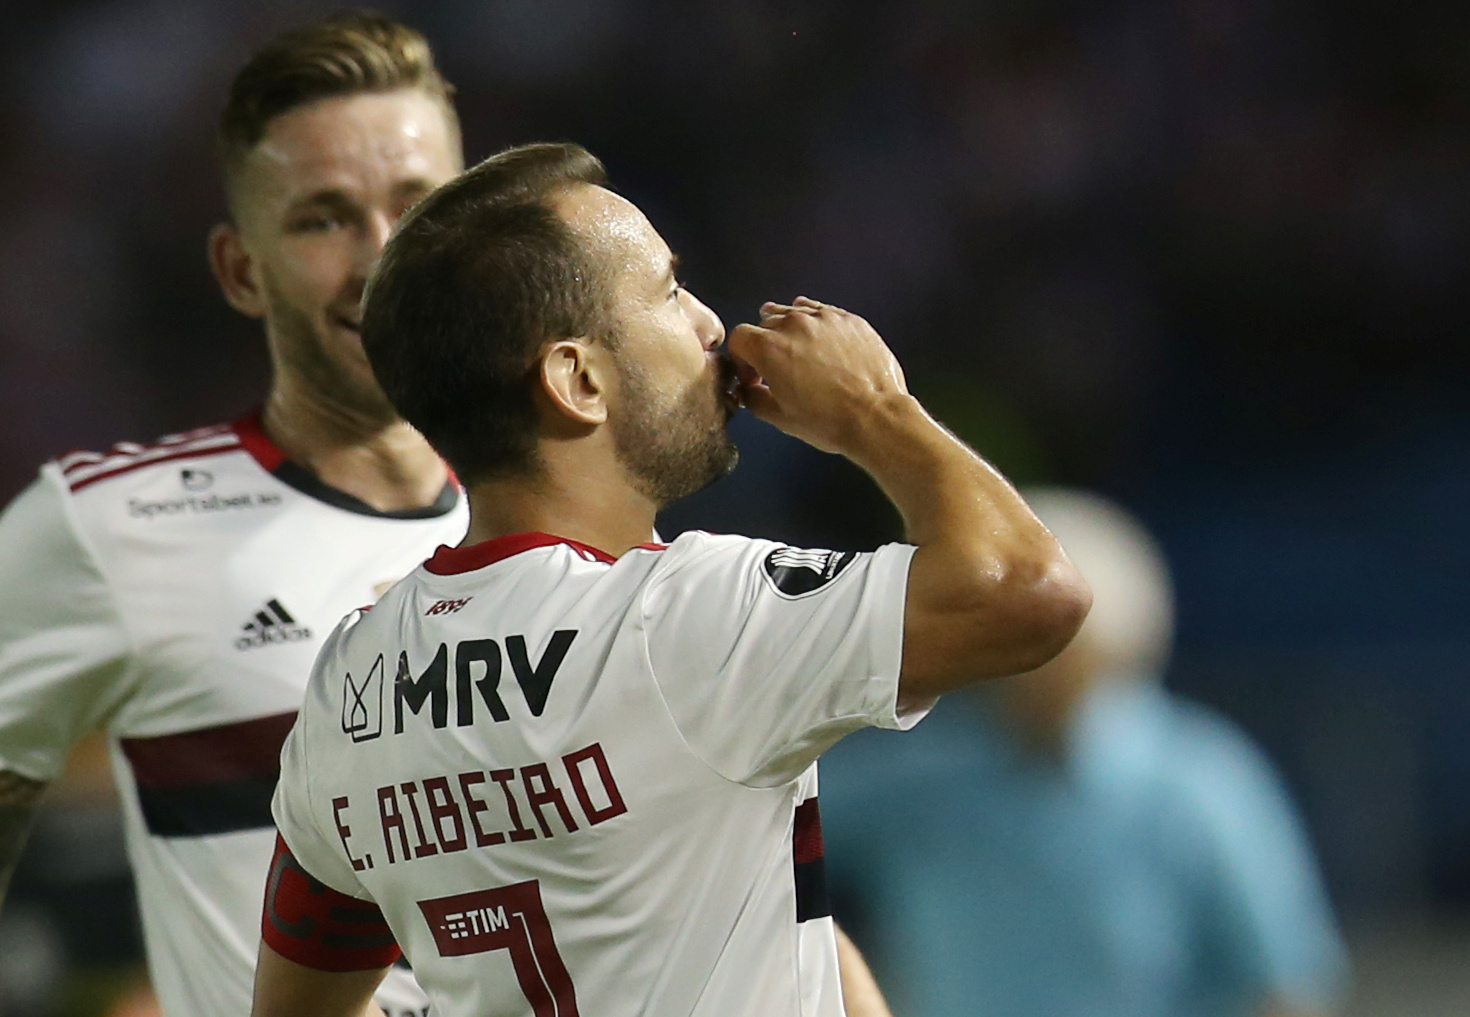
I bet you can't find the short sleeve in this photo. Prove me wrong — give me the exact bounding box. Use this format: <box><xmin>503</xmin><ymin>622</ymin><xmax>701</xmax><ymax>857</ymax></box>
<box><xmin>0</xmin><ymin>470</ymin><xmax>132</xmax><ymax>781</ymax></box>
<box><xmin>1172</xmin><ymin>710</ymin><xmax>1349</xmax><ymax>1011</ymax></box>
<box><xmin>265</xmin><ymin>617</ymin><xmax>405</xmax><ymax>975</ymax></box>
<box><xmin>640</xmin><ymin>533</ymin><xmax>922</xmax><ymax>786</ymax></box>
<box><xmin>270</xmin><ymin>621</ymin><xmax>374</xmax><ymax>901</ymax></box>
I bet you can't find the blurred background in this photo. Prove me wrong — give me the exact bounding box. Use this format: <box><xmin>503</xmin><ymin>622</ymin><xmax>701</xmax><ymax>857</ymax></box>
<box><xmin>0</xmin><ymin>0</ymin><xmax>1466</xmax><ymax>1014</ymax></box>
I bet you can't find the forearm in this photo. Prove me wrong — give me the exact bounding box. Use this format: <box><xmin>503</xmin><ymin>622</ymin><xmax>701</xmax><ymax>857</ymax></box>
<box><xmin>836</xmin><ymin>924</ymin><xmax>894</xmax><ymax>1017</ymax></box>
<box><xmin>729</xmin><ymin>299</ymin><xmax>1089</xmax><ymax>695</ymax></box>
<box><xmin>845</xmin><ymin>393</ymin><xmax>1046</xmax><ymax>557</ymax></box>
<box><xmin>847</xmin><ymin>395</ymin><xmax>1089</xmax><ymax>690</ymax></box>
<box><xmin>0</xmin><ymin>769</ymin><xmax>46</xmax><ymax>906</ymax></box>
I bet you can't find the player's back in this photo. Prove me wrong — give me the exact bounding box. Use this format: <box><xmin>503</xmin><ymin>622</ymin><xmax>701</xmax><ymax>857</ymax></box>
<box><xmin>274</xmin><ymin>529</ymin><xmax>920</xmax><ymax>1016</ymax></box>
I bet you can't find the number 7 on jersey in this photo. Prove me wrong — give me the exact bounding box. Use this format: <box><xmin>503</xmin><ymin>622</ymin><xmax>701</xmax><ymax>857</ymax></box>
<box><xmin>418</xmin><ymin>879</ymin><xmax>579</xmax><ymax>1017</ymax></box>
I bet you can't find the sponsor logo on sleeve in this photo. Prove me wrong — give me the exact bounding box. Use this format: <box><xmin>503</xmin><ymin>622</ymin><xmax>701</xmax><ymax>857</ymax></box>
<box><xmin>761</xmin><ymin>546</ymin><xmax>858</xmax><ymax>598</ymax></box>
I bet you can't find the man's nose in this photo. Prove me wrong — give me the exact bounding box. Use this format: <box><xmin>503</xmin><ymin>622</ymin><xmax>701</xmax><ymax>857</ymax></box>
<box><xmin>691</xmin><ymin>294</ymin><xmax>726</xmax><ymax>351</ymax></box>
<box><xmin>353</xmin><ymin>211</ymin><xmax>396</xmax><ymax>274</ymax></box>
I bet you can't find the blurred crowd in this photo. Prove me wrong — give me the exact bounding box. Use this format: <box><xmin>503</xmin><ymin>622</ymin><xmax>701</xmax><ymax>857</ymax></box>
<box><xmin>0</xmin><ymin>0</ymin><xmax>1466</xmax><ymax>1014</ymax></box>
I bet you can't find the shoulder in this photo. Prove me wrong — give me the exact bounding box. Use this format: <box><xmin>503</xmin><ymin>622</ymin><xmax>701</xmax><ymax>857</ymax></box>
<box><xmin>648</xmin><ymin>530</ymin><xmax>877</xmax><ymax>596</ymax></box>
<box><xmin>34</xmin><ymin>418</ymin><xmax>292</xmax><ymax>548</ymax></box>
<box><xmin>54</xmin><ymin>421</ymin><xmax>248</xmax><ymax>496</ymax></box>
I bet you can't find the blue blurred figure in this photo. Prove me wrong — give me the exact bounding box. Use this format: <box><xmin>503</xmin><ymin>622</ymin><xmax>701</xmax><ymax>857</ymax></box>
<box><xmin>821</xmin><ymin>489</ymin><xmax>1348</xmax><ymax>1017</ymax></box>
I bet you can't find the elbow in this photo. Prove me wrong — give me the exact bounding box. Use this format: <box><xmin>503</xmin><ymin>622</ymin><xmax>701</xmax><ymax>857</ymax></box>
<box><xmin>1008</xmin><ymin>555</ymin><xmax>1091</xmax><ymax>673</ymax></box>
<box><xmin>901</xmin><ymin>539</ymin><xmax>1092</xmax><ymax>697</ymax></box>
<box><xmin>964</xmin><ymin>548</ymin><xmax>1090</xmax><ymax>679</ymax></box>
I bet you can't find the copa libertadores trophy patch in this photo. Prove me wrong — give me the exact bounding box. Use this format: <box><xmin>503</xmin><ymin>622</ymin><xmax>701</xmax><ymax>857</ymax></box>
<box><xmin>762</xmin><ymin>546</ymin><xmax>858</xmax><ymax>598</ymax></box>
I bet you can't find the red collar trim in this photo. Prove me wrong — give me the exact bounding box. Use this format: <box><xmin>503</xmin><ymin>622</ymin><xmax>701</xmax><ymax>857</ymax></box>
<box><xmin>231</xmin><ymin>409</ymin><xmax>286</xmax><ymax>472</ymax></box>
<box><xmin>425</xmin><ymin>533</ymin><xmax>664</xmax><ymax>576</ymax></box>
<box><xmin>231</xmin><ymin>408</ymin><xmax>462</xmax><ymax>489</ymax></box>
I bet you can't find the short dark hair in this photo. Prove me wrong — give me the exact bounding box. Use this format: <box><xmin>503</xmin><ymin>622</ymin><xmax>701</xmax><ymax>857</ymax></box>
<box><xmin>219</xmin><ymin>11</ymin><xmax>459</xmax><ymax>206</ymax></box>
<box><xmin>362</xmin><ymin>142</ymin><xmax>611</xmax><ymax>484</ymax></box>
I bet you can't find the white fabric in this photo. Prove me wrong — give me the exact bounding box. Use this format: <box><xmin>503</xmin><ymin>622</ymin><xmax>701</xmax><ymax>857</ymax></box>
<box><xmin>0</xmin><ymin>425</ymin><xmax>467</xmax><ymax>1017</ymax></box>
<box><xmin>276</xmin><ymin>531</ymin><xmax>919</xmax><ymax>1017</ymax></box>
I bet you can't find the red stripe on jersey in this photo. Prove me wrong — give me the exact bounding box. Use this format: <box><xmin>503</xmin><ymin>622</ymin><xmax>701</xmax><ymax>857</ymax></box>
<box><xmin>67</xmin><ymin>442</ymin><xmax>243</xmax><ymax>493</ymax></box>
<box><xmin>232</xmin><ymin>408</ymin><xmax>287</xmax><ymax>472</ymax></box>
<box><xmin>793</xmin><ymin>798</ymin><xmax>824</xmax><ymax>865</ymax></box>
<box><xmin>59</xmin><ymin>422</ymin><xmax>235</xmax><ymax>478</ymax></box>
<box><xmin>263</xmin><ymin>834</ymin><xmax>402</xmax><ymax>972</ymax></box>
<box><xmin>121</xmin><ymin>711</ymin><xmax>298</xmax><ymax>789</ymax></box>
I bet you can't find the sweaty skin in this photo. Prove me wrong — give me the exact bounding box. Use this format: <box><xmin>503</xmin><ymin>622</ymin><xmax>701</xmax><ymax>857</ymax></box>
<box><xmin>727</xmin><ymin>297</ymin><xmax>1090</xmax><ymax>705</ymax></box>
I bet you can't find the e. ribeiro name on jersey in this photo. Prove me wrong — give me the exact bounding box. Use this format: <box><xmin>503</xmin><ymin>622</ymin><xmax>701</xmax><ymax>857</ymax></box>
<box><xmin>0</xmin><ymin>413</ymin><xmax>467</xmax><ymax>1017</ymax></box>
<box><xmin>268</xmin><ymin>530</ymin><xmax>927</xmax><ymax>1017</ymax></box>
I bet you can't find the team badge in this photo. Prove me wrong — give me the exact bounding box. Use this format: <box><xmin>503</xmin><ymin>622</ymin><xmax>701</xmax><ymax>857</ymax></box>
<box><xmin>762</xmin><ymin>546</ymin><xmax>857</xmax><ymax>598</ymax></box>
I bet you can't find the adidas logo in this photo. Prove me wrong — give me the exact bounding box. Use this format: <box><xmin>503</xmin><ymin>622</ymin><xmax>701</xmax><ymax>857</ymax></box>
<box><xmin>234</xmin><ymin>598</ymin><xmax>312</xmax><ymax>651</ymax></box>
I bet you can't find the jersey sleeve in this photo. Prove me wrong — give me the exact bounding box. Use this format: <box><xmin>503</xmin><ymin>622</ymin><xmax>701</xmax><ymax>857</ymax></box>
<box><xmin>270</xmin><ymin>618</ymin><xmax>374</xmax><ymax>900</ymax></box>
<box><xmin>266</xmin><ymin>617</ymin><xmax>404</xmax><ymax>971</ymax></box>
<box><xmin>0</xmin><ymin>470</ymin><xmax>133</xmax><ymax>781</ymax></box>
<box><xmin>639</xmin><ymin>533</ymin><xmax>923</xmax><ymax>787</ymax></box>
<box><xmin>261</xmin><ymin>833</ymin><xmax>403</xmax><ymax>972</ymax></box>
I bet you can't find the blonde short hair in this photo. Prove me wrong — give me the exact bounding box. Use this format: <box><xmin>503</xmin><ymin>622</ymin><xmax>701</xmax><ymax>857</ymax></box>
<box><xmin>218</xmin><ymin>11</ymin><xmax>459</xmax><ymax>204</ymax></box>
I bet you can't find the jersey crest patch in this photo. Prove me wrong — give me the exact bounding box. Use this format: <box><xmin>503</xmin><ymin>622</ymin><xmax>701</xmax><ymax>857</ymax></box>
<box><xmin>762</xmin><ymin>546</ymin><xmax>857</xmax><ymax>598</ymax></box>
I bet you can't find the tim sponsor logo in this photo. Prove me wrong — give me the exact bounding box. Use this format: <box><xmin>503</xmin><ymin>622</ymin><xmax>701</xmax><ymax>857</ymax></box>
<box><xmin>442</xmin><ymin>902</ymin><xmax>510</xmax><ymax>940</ymax></box>
<box><xmin>417</xmin><ymin>881</ymin><xmax>580</xmax><ymax>1012</ymax></box>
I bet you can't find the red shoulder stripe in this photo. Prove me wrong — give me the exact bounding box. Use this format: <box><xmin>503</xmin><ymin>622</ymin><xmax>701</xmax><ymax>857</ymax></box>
<box><xmin>65</xmin><ymin>432</ymin><xmax>244</xmax><ymax>493</ymax></box>
<box><xmin>59</xmin><ymin>422</ymin><xmax>234</xmax><ymax>474</ymax></box>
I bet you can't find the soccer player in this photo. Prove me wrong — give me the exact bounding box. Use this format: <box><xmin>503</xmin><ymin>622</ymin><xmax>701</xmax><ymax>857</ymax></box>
<box><xmin>252</xmin><ymin>142</ymin><xmax>1092</xmax><ymax>1017</ymax></box>
<box><xmin>0</xmin><ymin>14</ymin><xmax>468</xmax><ymax>1017</ymax></box>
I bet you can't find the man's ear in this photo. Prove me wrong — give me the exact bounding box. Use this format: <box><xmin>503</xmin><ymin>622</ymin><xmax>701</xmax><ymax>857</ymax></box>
<box><xmin>208</xmin><ymin>222</ymin><xmax>267</xmax><ymax>319</ymax></box>
<box><xmin>539</xmin><ymin>339</ymin><xmax>610</xmax><ymax>427</ymax></box>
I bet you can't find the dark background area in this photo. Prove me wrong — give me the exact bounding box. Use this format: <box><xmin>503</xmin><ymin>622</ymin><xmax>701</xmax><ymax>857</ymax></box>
<box><xmin>0</xmin><ymin>0</ymin><xmax>1467</xmax><ymax>1011</ymax></box>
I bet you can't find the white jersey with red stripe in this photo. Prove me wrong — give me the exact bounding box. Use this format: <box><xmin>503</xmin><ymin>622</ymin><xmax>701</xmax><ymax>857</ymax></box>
<box><xmin>0</xmin><ymin>413</ymin><xmax>467</xmax><ymax>1017</ymax></box>
<box><xmin>269</xmin><ymin>530</ymin><xmax>924</xmax><ymax>1017</ymax></box>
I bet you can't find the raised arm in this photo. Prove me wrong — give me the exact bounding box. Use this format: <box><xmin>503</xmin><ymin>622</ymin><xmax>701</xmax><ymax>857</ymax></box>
<box><xmin>0</xmin><ymin>770</ymin><xmax>46</xmax><ymax>906</ymax></box>
<box><xmin>729</xmin><ymin>298</ymin><xmax>1090</xmax><ymax>706</ymax></box>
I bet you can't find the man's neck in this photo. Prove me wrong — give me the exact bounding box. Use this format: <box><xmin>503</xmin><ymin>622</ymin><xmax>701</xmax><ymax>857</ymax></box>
<box><xmin>461</xmin><ymin>456</ymin><xmax>658</xmax><ymax>560</ymax></box>
<box><xmin>261</xmin><ymin>387</ymin><xmax>448</xmax><ymax>514</ymax></box>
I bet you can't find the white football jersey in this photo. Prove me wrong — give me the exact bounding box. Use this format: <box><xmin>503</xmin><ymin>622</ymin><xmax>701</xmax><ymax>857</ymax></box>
<box><xmin>0</xmin><ymin>413</ymin><xmax>467</xmax><ymax>1017</ymax></box>
<box><xmin>269</xmin><ymin>530</ymin><xmax>924</xmax><ymax>1017</ymax></box>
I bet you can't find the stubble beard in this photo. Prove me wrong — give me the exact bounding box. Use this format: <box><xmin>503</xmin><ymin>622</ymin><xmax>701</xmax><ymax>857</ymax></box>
<box><xmin>610</xmin><ymin>352</ymin><xmax>739</xmax><ymax>507</ymax></box>
<box><xmin>263</xmin><ymin>281</ymin><xmax>399</xmax><ymax>428</ymax></box>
